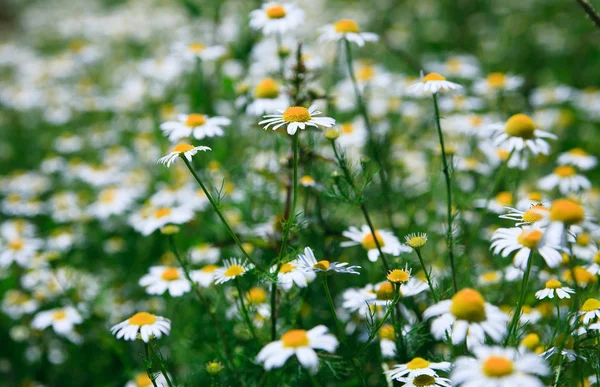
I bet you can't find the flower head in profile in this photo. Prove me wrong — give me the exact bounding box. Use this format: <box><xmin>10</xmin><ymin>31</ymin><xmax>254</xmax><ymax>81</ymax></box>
<box><xmin>318</xmin><ymin>19</ymin><xmax>378</xmax><ymax>46</ymax></box>
<box><xmin>31</xmin><ymin>306</ymin><xmax>83</xmax><ymax>337</ymax></box>
<box><xmin>408</xmin><ymin>72</ymin><xmax>462</xmax><ymax>95</ymax></box>
<box><xmin>405</xmin><ymin>233</ymin><xmax>428</xmax><ymax>250</ymax></box>
<box><xmin>259</xmin><ymin>105</ymin><xmax>335</xmax><ymax>135</ymax></box>
<box><xmin>578</xmin><ymin>298</ymin><xmax>600</xmax><ymax>324</ymax></box>
<box><xmin>385</xmin><ymin>357</ymin><xmax>451</xmax><ymax>380</ymax></box>
<box><xmin>214</xmin><ymin>258</ymin><xmax>254</xmax><ymax>284</ymax></box>
<box><xmin>535</xmin><ymin>279</ymin><xmax>574</xmax><ymax>300</ymax></box>
<box><xmin>160</xmin><ymin>114</ymin><xmax>230</xmax><ymax>142</ymax></box>
<box><xmin>538</xmin><ymin>164</ymin><xmax>591</xmax><ymax>195</ymax></box>
<box><xmin>296</xmin><ymin>246</ymin><xmax>361</xmax><ymax>275</ymax></box>
<box><xmin>256</xmin><ymin>325</ymin><xmax>338</xmax><ymax>373</ymax></box>
<box><xmin>157</xmin><ymin>143</ymin><xmax>211</xmax><ymax>168</ymax></box>
<box><xmin>110</xmin><ymin>312</ymin><xmax>171</xmax><ymax>343</ymax></box>
<box><xmin>499</xmin><ymin>204</ymin><xmax>549</xmax><ymax>227</ymax></box>
<box><xmin>491</xmin><ymin>113</ymin><xmax>557</xmax><ymax>156</ymax></box>
<box><xmin>557</xmin><ymin>148</ymin><xmax>597</xmax><ymax>170</ymax></box>
<box><xmin>341</xmin><ymin>225</ymin><xmax>411</xmax><ymax>262</ymax></box>
<box><xmin>271</xmin><ymin>258</ymin><xmax>316</xmax><ymax>290</ymax></box>
<box><xmin>249</xmin><ymin>2</ymin><xmax>305</xmax><ymax>35</ymax></box>
<box><xmin>490</xmin><ymin>227</ymin><xmax>562</xmax><ymax>269</ymax></box>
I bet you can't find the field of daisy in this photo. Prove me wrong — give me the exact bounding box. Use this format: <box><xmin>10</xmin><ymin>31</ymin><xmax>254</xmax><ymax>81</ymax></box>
<box><xmin>2</xmin><ymin>0</ymin><xmax>600</xmax><ymax>386</ymax></box>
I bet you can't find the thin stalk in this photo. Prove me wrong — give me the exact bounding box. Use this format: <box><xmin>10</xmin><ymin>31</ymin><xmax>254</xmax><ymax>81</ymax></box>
<box><xmin>358</xmin><ymin>293</ymin><xmax>401</xmax><ymax>354</ymax></box>
<box><xmin>505</xmin><ymin>250</ymin><xmax>534</xmax><ymax>345</ymax></box>
<box><xmin>270</xmin><ymin>282</ymin><xmax>277</xmax><ymax>341</ymax></box>
<box><xmin>392</xmin><ymin>285</ymin><xmax>405</xmax><ymax>360</ymax></box>
<box><xmin>432</xmin><ymin>93</ymin><xmax>457</xmax><ymax>293</ymax></box>
<box><xmin>235</xmin><ymin>277</ymin><xmax>257</xmax><ymax>339</ymax></box>
<box><xmin>547</xmin><ymin>299</ymin><xmax>561</xmax><ymax>351</ymax></box>
<box><xmin>552</xmin><ymin>354</ymin><xmax>564</xmax><ymax>387</ymax></box>
<box><xmin>144</xmin><ymin>343</ymin><xmax>159</xmax><ymax>387</ymax></box>
<box><xmin>181</xmin><ymin>156</ymin><xmax>263</xmax><ymax>272</ymax></box>
<box><xmin>415</xmin><ymin>249</ymin><xmax>439</xmax><ymax>302</ymax></box>
<box><xmin>148</xmin><ymin>343</ymin><xmax>175</xmax><ymax>387</ymax></box>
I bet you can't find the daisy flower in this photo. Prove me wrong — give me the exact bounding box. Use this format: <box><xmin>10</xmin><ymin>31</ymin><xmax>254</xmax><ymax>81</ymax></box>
<box><xmin>110</xmin><ymin>312</ymin><xmax>171</xmax><ymax>343</ymax></box>
<box><xmin>318</xmin><ymin>19</ymin><xmax>378</xmax><ymax>47</ymax></box>
<box><xmin>540</xmin><ymin>199</ymin><xmax>591</xmax><ymax>250</ymax></box>
<box><xmin>474</xmin><ymin>191</ymin><xmax>514</xmax><ymax>214</ymax></box>
<box><xmin>386</xmin><ymin>357</ymin><xmax>452</xmax><ymax>380</ymax></box>
<box><xmin>157</xmin><ymin>143</ymin><xmax>211</xmax><ymax>168</ymax></box>
<box><xmin>2</xmin><ymin>290</ymin><xmax>39</xmax><ymax>319</ymax></box>
<box><xmin>423</xmin><ymin>288</ymin><xmax>509</xmax><ymax>348</ymax></box>
<box><xmin>130</xmin><ymin>205</ymin><xmax>193</xmax><ymax>236</ymax></box>
<box><xmin>296</xmin><ymin>246</ymin><xmax>361</xmax><ymax>275</ymax></box>
<box><xmin>473</xmin><ymin>72</ymin><xmax>524</xmax><ymax>94</ymax></box>
<box><xmin>256</xmin><ymin>325</ymin><xmax>338</xmax><ymax>373</ymax></box>
<box><xmin>214</xmin><ymin>258</ymin><xmax>254</xmax><ymax>284</ymax></box>
<box><xmin>579</xmin><ymin>298</ymin><xmax>600</xmax><ymax>324</ymax></box>
<box><xmin>31</xmin><ymin>306</ymin><xmax>83</xmax><ymax>336</ymax></box>
<box><xmin>396</xmin><ymin>375</ymin><xmax>453</xmax><ymax>387</ymax></box>
<box><xmin>249</xmin><ymin>2</ymin><xmax>304</xmax><ymax>35</ymax></box>
<box><xmin>407</xmin><ymin>72</ymin><xmax>462</xmax><ymax>95</ymax></box>
<box><xmin>557</xmin><ymin>148</ymin><xmax>597</xmax><ymax>170</ymax></box>
<box><xmin>378</xmin><ymin>324</ymin><xmax>397</xmax><ymax>358</ymax></box>
<box><xmin>87</xmin><ymin>186</ymin><xmax>137</xmax><ymax>220</ymax></box>
<box><xmin>535</xmin><ymin>279</ymin><xmax>575</xmax><ymax>300</ymax></box>
<box><xmin>570</xmin><ymin>227</ymin><xmax>598</xmax><ymax>260</ymax></box>
<box><xmin>190</xmin><ymin>265</ymin><xmax>219</xmax><ymax>287</ymax></box>
<box><xmin>499</xmin><ymin>204</ymin><xmax>549</xmax><ymax>227</ymax></box>
<box><xmin>139</xmin><ymin>266</ymin><xmax>191</xmax><ymax>297</ymax></box>
<box><xmin>333</xmin><ymin>118</ymin><xmax>368</xmax><ymax>149</ymax></box>
<box><xmin>537</xmin><ymin>164</ymin><xmax>591</xmax><ymax>194</ymax></box>
<box><xmin>341</xmin><ymin>225</ymin><xmax>410</xmax><ymax>262</ymax></box>
<box><xmin>160</xmin><ymin>114</ymin><xmax>230</xmax><ymax>142</ymax></box>
<box><xmin>174</xmin><ymin>42</ymin><xmax>227</xmax><ymax>62</ymax></box>
<box><xmin>0</xmin><ymin>236</ymin><xmax>43</xmax><ymax>268</ymax></box>
<box><xmin>246</xmin><ymin>78</ymin><xmax>289</xmax><ymax>116</ymax></box>
<box><xmin>490</xmin><ymin>227</ymin><xmax>563</xmax><ymax>269</ymax></box>
<box><xmin>490</xmin><ymin>113</ymin><xmax>557</xmax><ymax>156</ymax></box>
<box><xmin>452</xmin><ymin>346</ymin><xmax>549</xmax><ymax>387</ymax></box>
<box><xmin>404</xmin><ymin>232</ymin><xmax>428</xmax><ymax>250</ymax></box>
<box><xmin>272</xmin><ymin>259</ymin><xmax>316</xmax><ymax>291</ymax></box>
<box><xmin>189</xmin><ymin>243</ymin><xmax>220</xmax><ymax>264</ymax></box>
<box><xmin>259</xmin><ymin>105</ymin><xmax>335</xmax><ymax>136</ymax></box>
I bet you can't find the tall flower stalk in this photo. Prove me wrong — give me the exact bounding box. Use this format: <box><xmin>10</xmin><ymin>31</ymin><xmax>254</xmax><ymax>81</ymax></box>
<box><xmin>505</xmin><ymin>250</ymin><xmax>534</xmax><ymax>345</ymax></box>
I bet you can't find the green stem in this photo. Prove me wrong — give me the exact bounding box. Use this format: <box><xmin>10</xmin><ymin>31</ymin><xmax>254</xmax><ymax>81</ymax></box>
<box><xmin>552</xmin><ymin>354</ymin><xmax>564</xmax><ymax>387</ymax></box>
<box><xmin>505</xmin><ymin>250</ymin><xmax>534</xmax><ymax>345</ymax></box>
<box><xmin>148</xmin><ymin>343</ymin><xmax>174</xmax><ymax>387</ymax></box>
<box><xmin>144</xmin><ymin>343</ymin><xmax>159</xmax><ymax>387</ymax></box>
<box><xmin>235</xmin><ymin>277</ymin><xmax>257</xmax><ymax>339</ymax></box>
<box><xmin>547</xmin><ymin>299</ymin><xmax>561</xmax><ymax>351</ymax></box>
<box><xmin>432</xmin><ymin>93</ymin><xmax>457</xmax><ymax>294</ymax></box>
<box><xmin>392</xmin><ymin>285</ymin><xmax>405</xmax><ymax>360</ymax></box>
<box><xmin>358</xmin><ymin>293</ymin><xmax>401</xmax><ymax>353</ymax></box>
<box><xmin>181</xmin><ymin>156</ymin><xmax>263</xmax><ymax>272</ymax></box>
<box><xmin>415</xmin><ymin>249</ymin><xmax>439</xmax><ymax>302</ymax></box>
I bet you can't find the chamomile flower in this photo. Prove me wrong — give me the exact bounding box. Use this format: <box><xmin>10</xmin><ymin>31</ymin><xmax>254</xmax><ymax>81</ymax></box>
<box><xmin>334</xmin><ymin>117</ymin><xmax>368</xmax><ymax>149</ymax></box>
<box><xmin>189</xmin><ymin>243</ymin><xmax>220</xmax><ymax>264</ymax></box>
<box><xmin>256</xmin><ymin>325</ymin><xmax>338</xmax><ymax>373</ymax></box>
<box><xmin>557</xmin><ymin>148</ymin><xmax>597</xmax><ymax>170</ymax></box>
<box><xmin>0</xmin><ymin>236</ymin><xmax>43</xmax><ymax>268</ymax></box>
<box><xmin>259</xmin><ymin>105</ymin><xmax>336</xmax><ymax>136</ymax></box>
<box><xmin>405</xmin><ymin>233</ymin><xmax>428</xmax><ymax>249</ymax></box>
<box><xmin>190</xmin><ymin>265</ymin><xmax>220</xmax><ymax>287</ymax></box>
<box><xmin>214</xmin><ymin>258</ymin><xmax>253</xmax><ymax>284</ymax></box>
<box><xmin>31</xmin><ymin>306</ymin><xmax>83</xmax><ymax>336</ymax></box>
<box><xmin>110</xmin><ymin>312</ymin><xmax>171</xmax><ymax>343</ymax></box>
<box><xmin>499</xmin><ymin>204</ymin><xmax>549</xmax><ymax>227</ymax></box>
<box><xmin>129</xmin><ymin>205</ymin><xmax>193</xmax><ymax>236</ymax></box>
<box><xmin>408</xmin><ymin>72</ymin><xmax>462</xmax><ymax>95</ymax></box>
<box><xmin>535</xmin><ymin>279</ymin><xmax>574</xmax><ymax>300</ymax></box>
<box><xmin>87</xmin><ymin>186</ymin><xmax>137</xmax><ymax>220</ymax></box>
<box><xmin>246</xmin><ymin>78</ymin><xmax>289</xmax><ymax>116</ymax></box>
<box><xmin>571</xmin><ymin>228</ymin><xmax>598</xmax><ymax>260</ymax></box>
<box><xmin>540</xmin><ymin>199</ymin><xmax>591</xmax><ymax>250</ymax></box>
<box><xmin>318</xmin><ymin>19</ymin><xmax>378</xmax><ymax>47</ymax></box>
<box><xmin>452</xmin><ymin>346</ymin><xmax>549</xmax><ymax>387</ymax></box>
<box><xmin>579</xmin><ymin>298</ymin><xmax>600</xmax><ymax>324</ymax></box>
<box><xmin>490</xmin><ymin>113</ymin><xmax>557</xmax><ymax>156</ymax></box>
<box><xmin>297</xmin><ymin>246</ymin><xmax>361</xmax><ymax>275</ymax></box>
<box><xmin>538</xmin><ymin>165</ymin><xmax>591</xmax><ymax>194</ymax></box>
<box><xmin>490</xmin><ymin>227</ymin><xmax>563</xmax><ymax>269</ymax></box>
<box><xmin>249</xmin><ymin>2</ymin><xmax>305</xmax><ymax>35</ymax></box>
<box><xmin>157</xmin><ymin>143</ymin><xmax>211</xmax><ymax>168</ymax></box>
<box><xmin>341</xmin><ymin>225</ymin><xmax>410</xmax><ymax>262</ymax></box>
<box><xmin>473</xmin><ymin>72</ymin><xmax>524</xmax><ymax>94</ymax></box>
<box><xmin>2</xmin><ymin>290</ymin><xmax>39</xmax><ymax>319</ymax></box>
<box><xmin>272</xmin><ymin>259</ymin><xmax>316</xmax><ymax>290</ymax></box>
<box><xmin>174</xmin><ymin>42</ymin><xmax>227</xmax><ymax>62</ymax></box>
<box><xmin>423</xmin><ymin>288</ymin><xmax>509</xmax><ymax>348</ymax></box>
<box><xmin>160</xmin><ymin>114</ymin><xmax>230</xmax><ymax>142</ymax></box>
<box><xmin>474</xmin><ymin>191</ymin><xmax>514</xmax><ymax>214</ymax></box>
<box><xmin>139</xmin><ymin>266</ymin><xmax>191</xmax><ymax>297</ymax></box>
<box><xmin>386</xmin><ymin>357</ymin><xmax>452</xmax><ymax>379</ymax></box>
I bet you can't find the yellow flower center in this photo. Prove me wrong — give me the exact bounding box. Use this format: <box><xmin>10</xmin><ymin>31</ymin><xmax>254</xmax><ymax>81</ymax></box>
<box><xmin>545</xmin><ymin>279</ymin><xmax>562</xmax><ymax>289</ymax></box>
<box><xmin>594</xmin><ymin>251</ymin><xmax>600</xmax><ymax>264</ymax></box>
<box><xmin>282</xmin><ymin>106</ymin><xmax>311</xmax><ymax>122</ymax></box>
<box><xmin>554</xmin><ymin>165</ymin><xmax>576</xmax><ymax>177</ymax></box>
<box><xmin>406</xmin><ymin>235</ymin><xmax>427</xmax><ymax>249</ymax></box>
<box><xmin>161</xmin><ymin>267</ymin><xmax>180</xmax><ymax>281</ymax></box>
<box><xmin>69</xmin><ymin>39</ymin><xmax>86</xmax><ymax>53</ymax></box>
<box><xmin>255</xmin><ymin>78</ymin><xmax>280</xmax><ymax>99</ymax></box>
<box><xmin>423</xmin><ymin>72</ymin><xmax>446</xmax><ymax>82</ymax></box>
<box><xmin>522</xmin><ymin>205</ymin><xmax>548</xmax><ymax>223</ymax></box>
<box><xmin>517</xmin><ymin>229</ymin><xmax>543</xmax><ymax>249</ymax></box>
<box><xmin>550</xmin><ymin>199</ymin><xmax>584</xmax><ymax>224</ymax></box>
<box><xmin>528</xmin><ymin>191</ymin><xmax>543</xmax><ymax>202</ymax></box>
<box><xmin>313</xmin><ymin>260</ymin><xmax>330</xmax><ymax>270</ymax></box>
<box><xmin>362</xmin><ymin>231</ymin><xmax>385</xmax><ymax>250</ymax></box>
<box><xmin>265</xmin><ymin>5</ymin><xmax>286</xmax><ymax>19</ymax></box>
<box><xmin>9</xmin><ymin>239</ymin><xmax>24</xmax><ymax>251</ymax></box>
<box><xmin>470</xmin><ymin>115</ymin><xmax>484</xmax><ymax>127</ymax></box>
<box><xmin>358</xmin><ymin>65</ymin><xmax>375</xmax><ymax>82</ymax></box>
<box><xmin>387</xmin><ymin>269</ymin><xmax>410</xmax><ymax>283</ymax></box>
<box><xmin>481</xmin><ymin>271</ymin><xmax>500</xmax><ymax>283</ymax></box>
<box><xmin>378</xmin><ymin>324</ymin><xmax>395</xmax><ymax>340</ymax></box>
<box><xmin>581</xmin><ymin>298</ymin><xmax>600</xmax><ymax>312</ymax></box>
<box><xmin>340</xmin><ymin>123</ymin><xmax>354</xmax><ymax>134</ymax></box>
<box><xmin>450</xmin><ymin>288</ymin><xmax>486</xmax><ymax>322</ymax></box>
<box><xmin>129</xmin><ymin>312</ymin><xmax>157</xmax><ymax>326</ymax></box>
<box><xmin>99</xmin><ymin>188</ymin><xmax>117</xmax><ymax>203</ymax></box>
<box><xmin>406</xmin><ymin>357</ymin><xmax>431</xmax><ymax>370</ymax></box>
<box><xmin>246</xmin><ymin>287</ymin><xmax>267</xmax><ymax>304</ymax></box>
<box><xmin>504</xmin><ymin>114</ymin><xmax>536</xmax><ymax>139</ymax></box>
<box><xmin>279</xmin><ymin>262</ymin><xmax>296</xmax><ymax>273</ymax></box>
<box><xmin>188</xmin><ymin>42</ymin><xmax>206</xmax><ymax>53</ymax></box>
<box><xmin>569</xmin><ymin>148</ymin><xmax>588</xmax><ymax>156</ymax></box>
<box><xmin>412</xmin><ymin>375</ymin><xmax>437</xmax><ymax>387</ymax></box>
<box><xmin>334</xmin><ymin>19</ymin><xmax>360</xmax><ymax>33</ymax></box>
<box><xmin>520</xmin><ymin>333</ymin><xmax>540</xmax><ymax>350</ymax></box>
<box><xmin>281</xmin><ymin>329</ymin><xmax>309</xmax><ymax>348</ymax></box>
<box><xmin>53</xmin><ymin>310</ymin><xmax>67</xmax><ymax>320</ymax></box>
<box><xmin>300</xmin><ymin>176</ymin><xmax>315</xmax><ymax>186</ymax></box>
<box><xmin>185</xmin><ymin>114</ymin><xmax>206</xmax><ymax>127</ymax></box>
<box><xmin>201</xmin><ymin>264</ymin><xmax>219</xmax><ymax>273</ymax></box>
<box><xmin>135</xmin><ymin>373</ymin><xmax>153</xmax><ymax>387</ymax></box>
<box><xmin>496</xmin><ymin>149</ymin><xmax>510</xmax><ymax>160</ymax></box>
<box><xmin>576</xmin><ymin>233</ymin><xmax>591</xmax><ymax>246</ymax></box>
<box><xmin>154</xmin><ymin>207</ymin><xmax>172</xmax><ymax>219</ymax></box>
<box><xmin>446</xmin><ymin>58</ymin><xmax>462</xmax><ymax>71</ymax></box>
<box><xmin>171</xmin><ymin>143</ymin><xmax>195</xmax><ymax>153</ymax></box>
<box><xmin>224</xmin><ymin>265</ymin><xmax>245</xmax><ymax>277</ymax></box>
<box><xmin>482</xmin><ymin>356</ymin><xmax>514</xmax><ymax>377</ymax></box>
<box><xmin>487</xmin><ymin>72</ymin><xmax>506</xmax><ymax>88</ymax></box>
<box><xmin>495</xmin><ymin>191</ymin><xmax>513</xmax><ymax>206</ymax></box>
<box><xmin>563</xmin><ymin>266</ymin><xmax>596</xmax><ymax>286</ymax></box>
<box><xmin>376</xmin><ymin>282</ymin><xmax>395</xmax><ymax>300</ymax></box>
